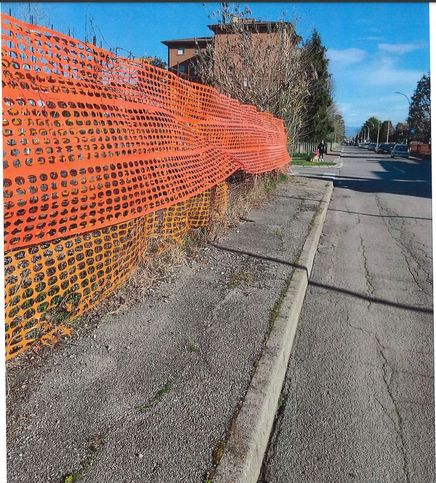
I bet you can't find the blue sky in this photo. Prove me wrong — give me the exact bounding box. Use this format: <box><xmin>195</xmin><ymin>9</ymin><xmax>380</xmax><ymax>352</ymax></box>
<box><xmin>2</xmin><ymin>2</ymin><xmax>430</xmax><ymax>135</ymax></box>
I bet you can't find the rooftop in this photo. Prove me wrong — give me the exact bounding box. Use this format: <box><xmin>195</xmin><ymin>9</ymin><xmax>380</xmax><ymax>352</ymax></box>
<box><xmin>161</xmin><ymin>37</ymin><xmax>212</xmax><ymax>47</ymax></box>
<box><xmin>208</xmin><ymin>19</ymin><xmax>297</xmax><ymax>34</ymax></box>
<box><xmin>161</xmin><ymin>20</ymin><xmax>300</xmax><ymax>49</ymax></box>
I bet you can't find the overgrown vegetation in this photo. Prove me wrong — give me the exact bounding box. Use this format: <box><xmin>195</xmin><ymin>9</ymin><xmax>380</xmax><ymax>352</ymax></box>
<box><xmin>71</xmin><ymin>171</ymin><xmax>289</xmax><ymax>343</ymax></box>
<box><xmin>227</xmin><ymin>269</ymin><xmax>252</xmax><ymax>289</ymax></box>
<box><xmin>137</xmin><ymin>380</ymin><xmax>173</xmax><ymax>413</ymax></box>
<box><xmin>197</xmin><ymin>4</ymin><xmax>344</xmax><ymax>145</ymax></box>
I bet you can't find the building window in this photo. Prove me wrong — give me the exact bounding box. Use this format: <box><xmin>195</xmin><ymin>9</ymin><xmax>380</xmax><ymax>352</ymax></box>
<box><xmin>178</xmin><ymin>64</ymin><xmax>186</xmax><ymax>73</ymax></box>
<box><xmin>177</xmin><ymin>48</ymin><xmax>185</xmax><ymax>55</ymax></box>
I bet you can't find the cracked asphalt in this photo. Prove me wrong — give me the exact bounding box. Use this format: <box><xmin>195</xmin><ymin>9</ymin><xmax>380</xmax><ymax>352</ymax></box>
<box><xmin>261</xmin><ymin>146</ymin><xmax>434</xmax><ymax>482</ymax></box>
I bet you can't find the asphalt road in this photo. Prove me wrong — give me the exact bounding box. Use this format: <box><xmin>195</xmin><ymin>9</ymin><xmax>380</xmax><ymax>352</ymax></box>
<box><xmin>261</xmin><ymin>146</ymin><xmax>434</xmax><ymax>482</ymax></box>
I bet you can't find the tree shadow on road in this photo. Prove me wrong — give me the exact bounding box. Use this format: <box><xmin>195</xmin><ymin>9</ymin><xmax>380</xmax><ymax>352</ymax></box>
<box><xmin>300</xmin><ymin>157</ymin><xmax>431</xmax><ymax>199</ymax></box>
<box><xmin>211</xmin><ymin>244</ymin><xmax>433</xmax><ymax>314</ymax></box>
<box><xmin>327</xmin><ymin>208</ymin><xmax>431</xmax><ymax>221</ymax></box>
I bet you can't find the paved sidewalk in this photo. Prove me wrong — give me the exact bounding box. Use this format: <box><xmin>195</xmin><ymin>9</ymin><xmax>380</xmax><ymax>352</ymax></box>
<box><xmin>325</xmin><ymin>148</ymin><xmax>341</xmax><ymax>164</ymax></box>
<box><xmin>7</xmin><ymin>176</ymin><xmax>331</xmax><ymax>483</ymax></box>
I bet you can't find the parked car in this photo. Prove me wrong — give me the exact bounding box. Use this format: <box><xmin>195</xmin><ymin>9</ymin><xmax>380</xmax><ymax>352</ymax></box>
<box><xmin>368</xmin><ymin>143</ymin><xmax>377</xmax><ymax>151</ymax></box>
<box><xmin>359</xmin><ymin>142</ymin><xmax>369</xmax><ymax>148</ymax></box>
<box><xmin>376</xmin><ymin>143</ymin><xmax>394</xmax><ymax>154</ymax></box>
<box><xmin>390</xmin><ymin>144</ymin><xmax>410</xmax><ymax>159</ymax></box>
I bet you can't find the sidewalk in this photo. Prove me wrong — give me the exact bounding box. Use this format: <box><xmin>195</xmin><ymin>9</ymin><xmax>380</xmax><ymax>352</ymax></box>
<box><xmin>7</xmin><ymin>176</ymin><xmax>332</xmax><ymax>482</ymax></box>
<box><xmin>325</xmin><ymin>148</ymin><xmax>341</xmax><ymax>164</ymax></box>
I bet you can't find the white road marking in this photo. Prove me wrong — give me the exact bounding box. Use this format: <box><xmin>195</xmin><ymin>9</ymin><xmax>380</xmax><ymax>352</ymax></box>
<box><xmin>389</xmin><ymin>165</ymin><xmax>407</xmax><ymax>174</ymax></box>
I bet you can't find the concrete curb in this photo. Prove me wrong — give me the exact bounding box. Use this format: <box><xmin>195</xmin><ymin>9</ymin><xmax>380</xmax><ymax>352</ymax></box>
<box><xmin>214</xmin><ymin>181</ymin><xmax>334</xmax><ymax>483</ymax></box>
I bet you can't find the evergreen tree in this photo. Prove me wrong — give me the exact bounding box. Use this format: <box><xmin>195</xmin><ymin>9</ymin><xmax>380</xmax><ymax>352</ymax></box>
<box><xmin>302</xmin><ymin>30</ymin><xmax>333</xmax><ymax>141</ymax></box>
<box><xmin>361</xmin><ymin>116</ymin><xmax>382</xmax><ymax>142</ymax></box>
<box><xmin>408</xmin><ymin>73</ymin><xmax>430</xmax><ymax>142</ymax></box>
<box><xmin>392</xmin><ymin>122</ymin><xmax>409</xmax><ymax>143</ymax></box>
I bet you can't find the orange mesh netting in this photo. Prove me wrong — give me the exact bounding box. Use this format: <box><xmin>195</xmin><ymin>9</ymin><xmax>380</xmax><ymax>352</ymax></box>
<box><xmin>2</xmin><ymin>14</ymin><xmax>289</xmax><ymax>359</ymax></box>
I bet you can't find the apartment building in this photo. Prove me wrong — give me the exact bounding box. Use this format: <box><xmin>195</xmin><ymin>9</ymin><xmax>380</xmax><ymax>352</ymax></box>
<box><xmin>162</xmin><ymin>18</ymin><xmax>299</xmax><ymax>84</ymax></box>
<box><xmin>161</xmin><ymin>37</ymin><xmax>212</xmax><ymax>83</ymax></box>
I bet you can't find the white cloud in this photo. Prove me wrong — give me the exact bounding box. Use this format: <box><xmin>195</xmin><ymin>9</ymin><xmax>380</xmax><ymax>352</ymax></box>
<box><xmin>363</xmin><ymin>36</ymin><xmax>384</xmax><ymax>41</ymax></box>
<box><xmin>326</xmin><ymin>39</ymin><xmax>428</xmax><ymax>127</ymax></box>
<box><xmin>365</xmin><ymin>57</ymin><xmax>423</xmax><ymax>87</ymax></box>
<box><xmin>328</xmin><ymin>52</ymin><xmax>424</xmax><ymax>126</ymax></box>
<box><xmin>327</xmin><ymin>48</ymin><xmax>367</xmax><ymax>66</ymax></box>
<box><xmin>378</xmin><ymin>42</ymin><xmax>426</xmax><ymax>55</ymax></box>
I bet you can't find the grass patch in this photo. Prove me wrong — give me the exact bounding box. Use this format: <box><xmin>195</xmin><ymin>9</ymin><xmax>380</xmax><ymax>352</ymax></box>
<box><xmin>212</xmin><ymin>441</ymin><xmax>226</xmax><ymax>466</ymax></box>
<box><xmin>291</xmin><ymin>159</ymin><xmax>336</xmax><ymax>167</ymax></box>
<box><xmin>185</xmin><ymin>338</ymin><xmax>199</xmax><ymax>353</ymax></box>
<box><xmin>264</xmin><ymin>171</ymin><xmax>287</xmax><ymax>193</ymax></box>
<box><xmin>137</xmin><ymin>380</ymin><xmax>173</xmax><ymax>412</ymax></box>
<box><xmin>273</xmin><ymin>228</ymin><xmax>284</xmax><ymax>243</ymax></box>
<box><xmin>63</xmin><ymin>434</ymin><xmax>104</xmax><ymax>483</ymax></box>
<box><xmin>226</xmin><ymin>270</ymin><xmax>252</xmax><ymax>289</ymax></box>
<box><xmin>291</xmin><ymin>151</ymin><xmax>336</xmax><ymax>167</ymax></box>
<box><xmin>291</xmin><ymin>152</ymin><xmax>311</xmax><ymax>161</ymax></box>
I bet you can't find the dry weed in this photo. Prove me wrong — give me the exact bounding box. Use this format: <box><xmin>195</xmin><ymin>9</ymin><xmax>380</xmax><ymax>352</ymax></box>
<box><xmin>70</xmin><ymin>170</ymin><xmax>288</xmax><ymax>328</ymax></box>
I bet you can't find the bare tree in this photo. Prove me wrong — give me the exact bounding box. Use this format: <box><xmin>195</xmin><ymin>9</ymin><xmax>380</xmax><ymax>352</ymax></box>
<box><xmin>196</xmin><ymin>13</ymin><xmax>315</xmax><ymax>146</ymax></box>
<box><xmin>14</xmin><ymin>3</ymin><xmax>50</xmax><ymax>27</ymax></box>
<box><xmin>327</xmin><ymin>103</ymin><xmax>345</xmax><ymax>144</ymax></box>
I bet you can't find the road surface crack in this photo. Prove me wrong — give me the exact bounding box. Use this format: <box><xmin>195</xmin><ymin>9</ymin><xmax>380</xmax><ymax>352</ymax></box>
<box><xmin>374</xmin><ymin>195</ymin><xmax>431</xmax><ymax>296</ymax></box>
<box><xmin>345</xmin><ymin>314</ymin><xmax>410</xmax><ymax>482</ymax></box>
<box><xmin>378</xmin><ymin>347</ymin><xmax>410</xmax><ymax>483</ymax></box>
<box><xmin>358</xmin><ymin>230</ymin><xmax>375</xmax><ymax>299</ymax></box>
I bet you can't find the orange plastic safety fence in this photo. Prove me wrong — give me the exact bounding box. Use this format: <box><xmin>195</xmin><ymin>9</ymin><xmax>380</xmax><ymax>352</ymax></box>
<box><xmin>2</xmin><ymin>15</ymin><xmax>288</xmax><ymax>251</ymax></box>
<box><xmin>2</xmin><ymin>14</ymin><xmax>288</xmax><ymax>359</ymax></box>
<box><xmin>5</xmin><ymin>184</ymin><xmax>228</xmax><ymax>360</ymax></box>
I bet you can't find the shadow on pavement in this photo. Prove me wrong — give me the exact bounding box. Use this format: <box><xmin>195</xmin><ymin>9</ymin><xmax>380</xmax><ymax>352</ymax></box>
<box><xmin>339</xmin><ymin>154</ymin><xmax>372</xmax><ymax>160</ymax></box>
<box><xmin>327</xmin><ymin>208</ymin><xmax>432</xmax><ymax>221</ymax></box>
<box><xmin>211</xmin><ymin>244</ymin><xmax>433</xmax><ymax>314</ymax></box>
<box><xmin>300</xmin><ymin>157</ymin><xmax>431</xmax><ymax>199</ymax></box>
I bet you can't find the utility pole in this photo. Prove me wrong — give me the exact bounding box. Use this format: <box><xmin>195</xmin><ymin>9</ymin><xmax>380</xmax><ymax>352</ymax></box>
<box><xmin>394</xmin><ymin>91</ymin><xmax>411</xmax><ymax>145</ymax></box>
<box><xmin>376</xmin><ymin>121</ymin><xmax>380</xmax><ymax>147</ymax></box>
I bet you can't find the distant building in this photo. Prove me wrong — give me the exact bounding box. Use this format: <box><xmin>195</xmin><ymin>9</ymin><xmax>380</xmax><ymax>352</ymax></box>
<box><xmin>162</xmin><ymin>18</ymin><xmax>300</xmax><ymax>85</ymax></box>
<box><xmin>161</xmin><ymin>37</ymin><xmax>212</xmax><ymax>83</ymax></box>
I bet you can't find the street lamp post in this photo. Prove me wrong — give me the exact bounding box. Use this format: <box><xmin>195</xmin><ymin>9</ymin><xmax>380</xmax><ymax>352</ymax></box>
<box><xmin>376</xmin><ymin>121</ymin><xmax>380</xmax><ymax>148</ymax></box>
<box><xmin>394</xmin><ymin>91</ymin><xmax>411</xmax><ymax>105</ymax></box>
<box><xmin>394</xmin><ymin>91</ymin><xmax>411</xmax><ymax>144</ymax></box>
